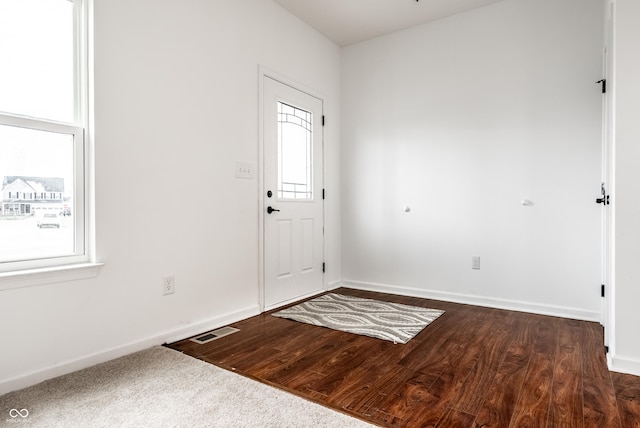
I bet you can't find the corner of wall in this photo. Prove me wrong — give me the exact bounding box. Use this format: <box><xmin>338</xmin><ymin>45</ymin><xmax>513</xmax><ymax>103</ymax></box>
<box><xmin>610</xmin><ymin>354</ymin><xmax>640</xmax><ymax>377</ymax></box>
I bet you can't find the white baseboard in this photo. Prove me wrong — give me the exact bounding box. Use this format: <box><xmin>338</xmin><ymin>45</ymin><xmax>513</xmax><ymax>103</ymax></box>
<box><xmin>0</xmin><ymin>305</ymin><xmax>260</xmax><ymax>396</ymax></box>
<box><xmin>340</xmin><ymin>280</ymin><xmax>601</xmax><ymax>322</ymax></box>
<box><xmin>327</xmin><ymin>279</ymin><xmax>342</xmax><ymax>291</ymax></box>
<box><xmin>610</xmin><ymin>355</ymin><xmax>640</xmax><ymax>377</ymax></box>
<box><xmin>264</xmin><ymin>288</ymin><xmax>328</xmax><ymax>311</ymax></box>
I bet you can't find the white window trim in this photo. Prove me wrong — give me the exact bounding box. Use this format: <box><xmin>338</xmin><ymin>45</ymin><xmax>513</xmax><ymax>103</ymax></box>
<box><xmin>0</xmin><ymin>262</ymin><xmax>103</xmax><ymax>291</ymax></box>
<box><xmin>0</xmin><ymin>0</ymin><xmax>101</xmax><ymax>287</ymax></box>
<box><xmin>0</xmin><ymin>114</ymin><xmax>87</xmax><ymax>271</ymax></box>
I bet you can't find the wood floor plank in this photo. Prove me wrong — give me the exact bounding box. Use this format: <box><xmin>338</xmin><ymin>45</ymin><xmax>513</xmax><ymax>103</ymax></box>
<box><xmin>258</xmin><ymin>338</ymin><xmax>348</xmax><ymax>384</ymax></box>
<box><xmin>612</xmin><ymin>372</ymin><xmax>640</xmax><ymax>428</ymax></box>
<box><xmin>399</xmin><ymin>390</ymin><xmax>452</xmax><ymax>428</ymax></box>
<box><xmin>375</xmin><ymin>369</ymin><xmax>442</xmax><ymax>425</ymax></box>
<box><xmin>398</xmin><ymin>314</ymin><xmax>466</xmax><ymax>371</ymax></box>
<box><xmin>358</xmin><ymin>366</ymin><xmax>421</xmax><ymax>417</ymax></box>
<box><xmin>583</xmin><ymin>375</ymin><xmax>621</xmax><ymax>428</ymax></box>
<box><xmin>507</xmin><ymin>313</ymin><xmax>540</xmax><ymax>345</ymax></box>
<box><xmin>473</xmin><ymin>341</ymin><xmax>532</xmax><ymax>428</ymax></box>
<box><xmin>581</xmin><ymin>322</ymin><xmax>609</xmax><ymax>380</ymax></box>
<box><xmin>206</xmin><ymin>323</ymin><xmax>326</xmax><ymax>370</ymax></box>
<box><xmin>307</xmin><ymin>337</ymin><xmax>385</xmax><ymax>397</ymax></box>
<box><xmin>397</xmin><ymin>315</ymin><xmax>496</xmax><ymax>427</ymax></box>
<box><xmin>339</xmin><ymin>364</ymin><xmax>411</xmax><ymax>416</ymax></box>
<box><xmin>274</xmin><ymin>339</ymin><xmax>366</xmax><ymax>386</ymax></box>
<box><xmin>198</xmin><ymin>316</ymin><xmax>300</xmax><ymax>361</ymax></box>
<box><xmin>451</xmin><ymin>323</ymin><xmax>512</xmax><ymax>415</ymax></box>
<box><xmin>436</xmin><ymin>408</ymin><xmax>477</xmax><ymax>428</ymax></box>
<box><xmin>325</xmin><ymin>355</ymin><xmax>406</xmax><ymax>413</ymax></box>
<box><xmin>166</xmin><ymin>288</ymin><xmax>640</xmax><ymax>428</ymax></box>
<box><xmin>508</xmin><ymin>351</ymin><xmax>554</xmax><ymax>427</ymax></box>
<box><xmin>547</xmin><ymin>362</ymin><xmax>582</xmax><ymax>427</ymax></box>
<box><xmin>531</xmin><ymin>316</ymin><xmax>559</xmax><ymax>356</ymax></box>
<box><xmin>547</xmin><ymin>318</ymin><xmax>584</xmax><ymax>427</ymax></box>
<box><xmin>278</xmin><ymin>368</ymin><xmax>326</xmax><ymax>399</ymax></box>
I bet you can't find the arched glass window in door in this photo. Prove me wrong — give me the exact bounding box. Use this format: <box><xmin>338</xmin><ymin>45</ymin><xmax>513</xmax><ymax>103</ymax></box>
<box><xmin>277</xmin><ymin>101</ymin><xmax>313</xmax><ymax>200</ymax></box>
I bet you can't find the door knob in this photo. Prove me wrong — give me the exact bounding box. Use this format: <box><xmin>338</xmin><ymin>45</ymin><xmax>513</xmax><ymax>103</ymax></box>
<box><xmin>267</xmin><ymin>206</ymin><xmax>280</xmax><ymax>214</ymax></box>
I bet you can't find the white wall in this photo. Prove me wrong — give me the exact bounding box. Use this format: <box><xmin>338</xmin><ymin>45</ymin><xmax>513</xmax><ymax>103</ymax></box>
<box><xmin>611</xmin><ymin>0</ymin><xmax>640</xmax><ymax>375</ymax></box>
<box><xmin>0</xmin><ymin>0</ymin><xmax>341</xmax><ymax>394</ymax></box>
<box><xmin>341</xmin><ymin>0</ymin><xmax>604</xmax><ymax>319</ymax></box>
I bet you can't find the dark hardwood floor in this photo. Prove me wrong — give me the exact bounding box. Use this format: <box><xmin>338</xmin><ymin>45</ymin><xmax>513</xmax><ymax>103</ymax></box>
<box><xmin>167</xmin><ymin>288</ymin><xmax>640</xmax><ymax>427</ymax></box>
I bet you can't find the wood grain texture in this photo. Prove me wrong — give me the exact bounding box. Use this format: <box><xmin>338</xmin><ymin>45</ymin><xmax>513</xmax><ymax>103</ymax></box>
<box><xmin>167</xmin><ymin>288</ymin><xmax>640</xmax><ymax>427</ymax></box>
<box><xmin>547</xmin><ymin>319</ymin><xmax>583</xmax><ymax>428</ymax></box>
<box><xmin>583</xmin><ymin>375</ymin><xmax>621</xmax><ymax>428</ymax></box>
<box><xmin>581</xmin><ymin>322</ymin><xmax>609</xmax><ymax>380</ymax></box>
<box><xmin>474</xmin><ymin>341</ymin><xmax>532</xmax><ymax>428</ymax></box>
<box><xmin>508</xmin><ymin>351</ymin><xmax>554</xmax><ymax>427</ymax></box>
<box><xmin>612</xmin><ymin>371</ymin><xmax>640</xmax><ymax>428</ymax></box>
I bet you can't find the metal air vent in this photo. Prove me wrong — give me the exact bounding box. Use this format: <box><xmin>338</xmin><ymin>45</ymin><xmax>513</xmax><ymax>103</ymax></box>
<box><xmin>190</xmin><ymin>326</ymin><xmax>239</xmax><ymax>344</ymax></box>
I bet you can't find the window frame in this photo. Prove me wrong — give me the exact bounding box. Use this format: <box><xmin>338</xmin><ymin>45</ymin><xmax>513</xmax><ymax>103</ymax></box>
<box><xmin>0</xmin><ymin>0</ymin><xmax>97</xmax><ymax>280</ymax></box>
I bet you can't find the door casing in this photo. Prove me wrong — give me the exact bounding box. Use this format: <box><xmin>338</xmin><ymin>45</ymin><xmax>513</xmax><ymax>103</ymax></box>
<box><xmin>601</xmin><ymin>1</ymin><xmax>615</xmax><ymax>361</ymax></box>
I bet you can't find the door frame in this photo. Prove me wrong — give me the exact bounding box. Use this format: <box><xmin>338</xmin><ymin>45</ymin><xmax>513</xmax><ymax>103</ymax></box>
<box><xmin>258</xmin><ymin>66</ymin><xmax>327</xmax><ymax>312</ymax></box>
<box><xmin>601</xmin><ymin>1</ymin><xmax>615</xmax><ymax>362</ymax></box>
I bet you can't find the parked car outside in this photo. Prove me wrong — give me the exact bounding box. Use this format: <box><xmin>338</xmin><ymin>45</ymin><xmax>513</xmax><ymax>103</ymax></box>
<box><xmin>37</xmin><ymin>212</ymin><xmax>61</xmax><ymax>228</ymax></box>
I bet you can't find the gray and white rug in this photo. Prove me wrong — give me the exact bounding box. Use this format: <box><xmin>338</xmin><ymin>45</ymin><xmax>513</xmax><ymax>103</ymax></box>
<box><xmin>272</xmin><ymin>293</ymin><xmax>444</xmax><ymax>344</ymax></box>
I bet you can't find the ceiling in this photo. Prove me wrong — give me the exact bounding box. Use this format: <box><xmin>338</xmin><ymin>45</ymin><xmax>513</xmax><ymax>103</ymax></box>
<box><xmin>272</xmin><ymin>0</ymin><xmax>505</xmax><ymax>47</ymax></box>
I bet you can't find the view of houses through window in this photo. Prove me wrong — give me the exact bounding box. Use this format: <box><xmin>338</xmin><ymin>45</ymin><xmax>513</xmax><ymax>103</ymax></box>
<box><xmin>0</xmin><ymin>0</ymin><xmax>86</xmax><ymax>269</ymax></box>
<box><xmin>0</xmin><ymin>125</ymin><xmax>76</xmax><ymax>263</ymax></box>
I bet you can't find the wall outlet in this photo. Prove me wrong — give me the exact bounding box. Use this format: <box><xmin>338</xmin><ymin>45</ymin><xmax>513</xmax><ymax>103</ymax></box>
<box><xmin>472</xmin><ymin>256</ymin><xmax>481</xmax><ymax>270</ymax></box>
<box><xmin>162</xmin><ymin>275</ymin><xmax>175</xmax><ymax>295</ymax></box>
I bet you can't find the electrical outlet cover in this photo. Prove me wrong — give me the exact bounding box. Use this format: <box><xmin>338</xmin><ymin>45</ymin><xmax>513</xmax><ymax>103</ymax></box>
<box><xmin>162</xmin><ymin>275</ymin><xmax>175</xmax><ymax>295</ymax></box>
<box><xmin>472</xmin><ymin>256</ymin><xmax>481</xmax><ymax>270</ymax></box>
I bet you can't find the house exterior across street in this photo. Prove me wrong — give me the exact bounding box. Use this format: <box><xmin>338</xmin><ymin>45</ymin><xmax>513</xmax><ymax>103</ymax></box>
<box><xmin>1</xmin><ymin>176</ymin><xmax>67</xmax><ymax>217</ymax></box>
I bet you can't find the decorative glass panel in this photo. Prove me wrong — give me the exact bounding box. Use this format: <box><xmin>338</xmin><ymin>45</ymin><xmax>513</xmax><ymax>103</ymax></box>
<box><xmin>277</xmin><ymin>102</ymin><xmax>312</xmax><ymax>200</ymax></box>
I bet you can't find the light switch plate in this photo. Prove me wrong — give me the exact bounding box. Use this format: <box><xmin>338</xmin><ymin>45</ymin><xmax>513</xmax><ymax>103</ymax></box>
<box><xmin>236</xmin><ymin>162</ymin><xmax>255</xmax><ymax>179</ymax></box>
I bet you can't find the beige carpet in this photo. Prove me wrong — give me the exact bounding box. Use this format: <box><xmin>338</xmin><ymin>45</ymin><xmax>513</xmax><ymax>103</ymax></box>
<box><xmin>0</xmin><ymin>346</ymin><xmax>374</xmax><ymax>428</ymax></box>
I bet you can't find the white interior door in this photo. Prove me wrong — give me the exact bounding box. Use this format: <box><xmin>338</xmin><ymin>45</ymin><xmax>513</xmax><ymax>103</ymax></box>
<box><xmin>262</xmin><ymin>76</ymin><xmax>324</xmax><ymax>310</ymax></box>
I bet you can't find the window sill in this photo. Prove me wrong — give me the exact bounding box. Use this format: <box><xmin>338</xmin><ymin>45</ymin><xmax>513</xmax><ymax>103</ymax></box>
<box><xmin>0</xmin><ymin>262</ymin><xmax>104</xmax><ymax>292</ymax></box>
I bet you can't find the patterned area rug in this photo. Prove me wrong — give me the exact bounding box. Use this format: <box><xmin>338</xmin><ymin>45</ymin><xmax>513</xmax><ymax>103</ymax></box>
<box><xmin>272</xmin><ymin>293</ymin><xmax>445</xmax><ymax>344</ymax></box>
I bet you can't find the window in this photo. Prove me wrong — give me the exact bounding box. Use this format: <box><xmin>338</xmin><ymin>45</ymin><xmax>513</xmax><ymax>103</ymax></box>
<box><xmin>277</xmin><ymin>102</ymin><xmax>313</xmax><ymax>200</ymax></box>
<box><xmin>0</xmin><ymin>0</ymin><xmax>88</xmax><ymax>273</ymax></box>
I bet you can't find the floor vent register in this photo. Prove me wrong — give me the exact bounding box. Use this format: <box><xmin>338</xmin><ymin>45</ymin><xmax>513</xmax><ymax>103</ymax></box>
<box><xmin>190</xmin><ymin>326</ymin><xmax>240</xmax><ymax>344</ymax></box>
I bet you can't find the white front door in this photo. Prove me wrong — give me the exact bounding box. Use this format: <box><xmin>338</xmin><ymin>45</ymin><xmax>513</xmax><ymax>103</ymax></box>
<box><xmin>262</xmin><ymin>76</ymin><xmax>324</xmax><ymax>310</ymax></box>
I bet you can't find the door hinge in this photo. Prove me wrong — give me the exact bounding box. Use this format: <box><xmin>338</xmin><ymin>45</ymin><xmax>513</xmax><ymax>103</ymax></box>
<box><xmin>596</xmin><ymin>79</ymin><xmax>606</xmax><ymax>94</ymax></box>
<box><xmin>322</xmin><ymin>262</ymin><xmax>326</xmax><ymax>273</ymax></box>
<box><xmin>596</xmin><ymin>183</ymin><xmax>610</xmax><ymax>205</ymax></box>
<box><xmin>601</xmin><ymin>284</ymin><xmax>605</xmax><ymax>298</ymax></box>
<box><xmin>322</xmin><ymin>188</ymin><xmax>325</xmax><ymax>200</ymax></box>
<box><xmin>605</xmin><ymin>345</ymin><xmax>609</xmax><ymax>354</ymax></box>
<box><xmin>322</xmin><ymin>115</ymin><xmax>325</xmax><ymax>126</ymax></box>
